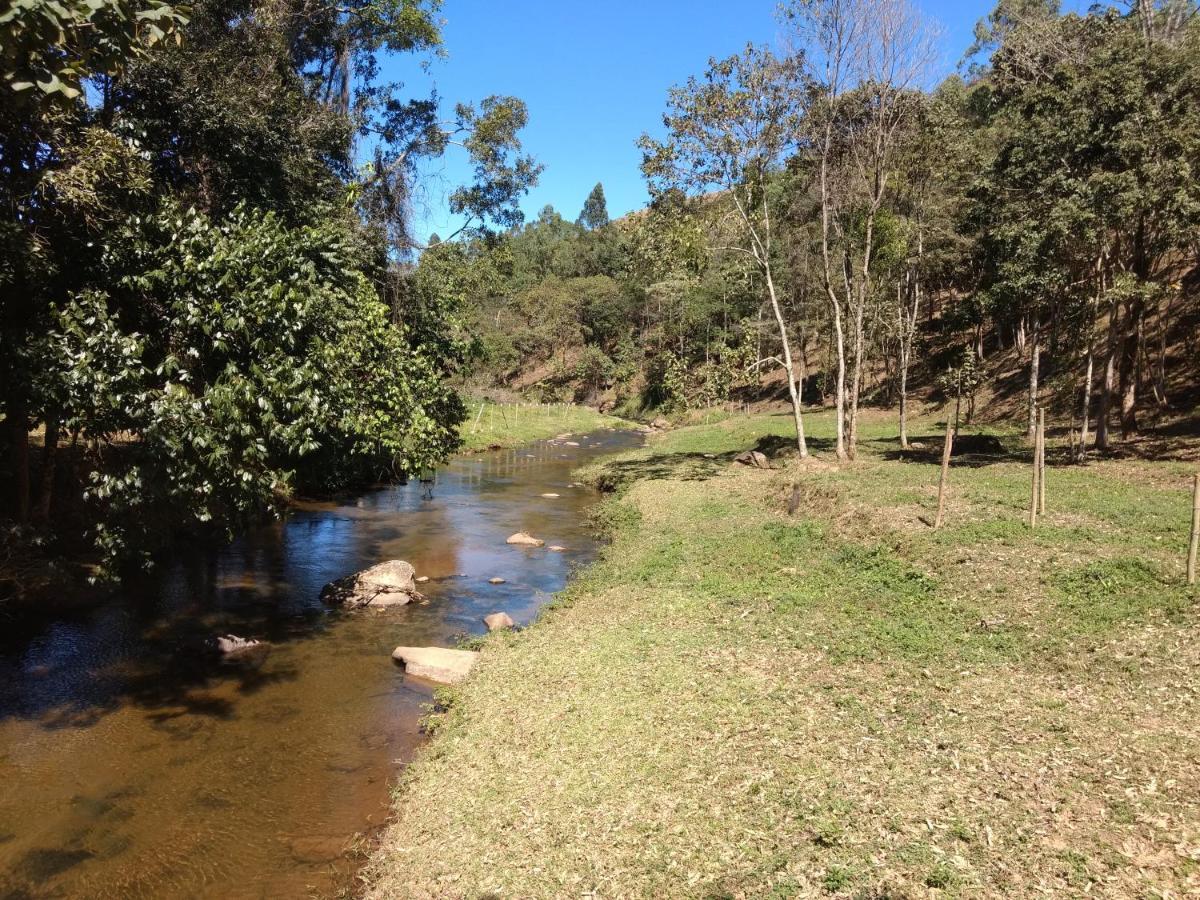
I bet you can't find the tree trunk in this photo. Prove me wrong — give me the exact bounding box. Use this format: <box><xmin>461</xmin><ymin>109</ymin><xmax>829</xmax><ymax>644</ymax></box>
<box><xmin>35</xmin><ymin>412</ymin><xmax>61</xmax><ymax>524</ymax></box>
<box><xmin>5</xmin><ymin>402</ymin><xmax>31</xmax><ymax>524</ymax></box>
<box><xmin>1027</xmin><ymin>314</ymin><xmax>1040</xmax><ymax>440</ymax></box>
<box><xmin>1118</xmin><ymin>295</ymin><xmax>1144</xmax><ymax>439</ymax></box>
<box><xmin>1096</xmin><ymin>296</ymin><xmax>1119</xmax><ymax>451</ymax></box>
<box><xmin>764</xmin><ymin>265</ymin><xmax>808</xmax><ymax>458</ymax></box>
<box><xmin>847</xmin><ymin>295</ymin><xmax>865</xmax><ymax>460</ymax></box>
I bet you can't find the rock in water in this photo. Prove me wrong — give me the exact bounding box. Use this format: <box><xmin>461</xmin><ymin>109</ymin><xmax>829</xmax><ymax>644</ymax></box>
<box><xmin>506</xmin><ymin>532</ymin><xmax>545</xmax><ymax>547</ymax></box>
<box><xmin>391</xmin><ymin>647</ymin><xmax>479</xmax><ymax>684</ymax></box>
<box><xmin>540</xmin><ymin>493</ymin><xmax>560</xmax><ymax>498</ymax></box>
<box><xmin>483</xmin><ymin>612</ymin><xmax>515</xmax><ymax>631</ymax></box>
<box><xmin>548</xmin><ymin>545</ymin><xmax>567</xmax><ymax>552</ymax></box>
<box><xmin>214</xmin><ymin>634</ymin><xmax>262</xmax><ymax>655</ymax></box>
<box><xmin>320</xmin><ymin>560</ymin><xmax>420</xmax><ymax>609</ymax></box>
<box><xmin>488</xmin><ymin>577</ymin><xmax>506</xmax><ymax>584</ymax></box>
<box><xmin>213</xmin><ymin>634</ymin><xmax>270</xmax><ymax>666</ymax></box>
<box><xmin>733</xmin><ymin>450</ymin><xmax>773</xmax><ymax>470</ymax></box>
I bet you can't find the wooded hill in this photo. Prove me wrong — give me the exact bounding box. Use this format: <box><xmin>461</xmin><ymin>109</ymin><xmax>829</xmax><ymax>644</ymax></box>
<box><xmin>438</xmin><ymin>0</ymin><xmax>1200</xmax><ymax>459</ymax></box>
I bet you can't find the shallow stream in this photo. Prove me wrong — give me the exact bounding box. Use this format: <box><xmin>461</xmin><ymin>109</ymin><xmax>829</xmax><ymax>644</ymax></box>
<box><xmin>0</xmin><ymin>429</ymin><xmax>639</xmax><ymax>898</ymax></box>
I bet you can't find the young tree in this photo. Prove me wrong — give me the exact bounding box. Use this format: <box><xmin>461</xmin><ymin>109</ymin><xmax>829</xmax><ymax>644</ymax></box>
<box><xmin>577</xmin><ymin>182</ymin><xmax>610</xmax><ymax>230</ymax></box>
<box><xmin>784</xmin><ymin>0</ymin><xmax>936</xmax><ymax>459</ymax></box>
<box><xmin>640</xmin><ymin>45</ymin><xmax>810</xmax><ymax>456</ymax></box>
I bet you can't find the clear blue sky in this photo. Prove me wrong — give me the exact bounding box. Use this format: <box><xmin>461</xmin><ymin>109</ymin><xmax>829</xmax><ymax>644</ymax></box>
<box><xmin>382</xmin><ymin>0</ymin><xmax>1082</xmax><ymax>243</ymax></box>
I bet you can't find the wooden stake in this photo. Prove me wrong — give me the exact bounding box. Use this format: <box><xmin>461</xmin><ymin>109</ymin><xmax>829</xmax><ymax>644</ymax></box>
<box><xmin>1029</xmin><ymin>410</ymin><xmax>1041</xmax><ymax>529</ymax></box>
<box><xmin>934</xmin><ymin>418</ymin><xmax>954</xmax><ymax>529</ymax></box>
<box><xmin>1188</xmin><ymin>473</ymin><xmax>1199</xmax><ymax>585</ymax></box>
<box><xmin>1038</xmin><ymin>407</ymin><xmax>1046</xmax><ymax>516</ymax></box>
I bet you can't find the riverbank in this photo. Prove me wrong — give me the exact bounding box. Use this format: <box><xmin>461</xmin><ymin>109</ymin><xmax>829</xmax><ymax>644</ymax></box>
<box><xmin>364</xmin><ymin>407</ymin><xmax>1200</xmax><ymax>898</ymax></box>
<box><xmin>457</xmin><ymin>400</ymin><xmax>630</xmax><ymax>453</ymax></box>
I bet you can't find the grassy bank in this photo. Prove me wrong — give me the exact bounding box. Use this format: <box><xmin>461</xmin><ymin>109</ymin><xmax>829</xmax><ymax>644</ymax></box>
<box><xmin>367</xmin><ymin>409</ymin><xmax>1200</xmax><ymax>898</ymax></box>
<box><xmin>457</xmin><ymin>400</ymin><xmax>631</xmax><ymax>452</ymax></box>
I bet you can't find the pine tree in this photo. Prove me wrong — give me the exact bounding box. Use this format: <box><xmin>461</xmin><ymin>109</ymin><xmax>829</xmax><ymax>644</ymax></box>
<box><xmin>577</xmin><ymin>183</ymin><xmax>610</xmax><ymax>230</ymax></box>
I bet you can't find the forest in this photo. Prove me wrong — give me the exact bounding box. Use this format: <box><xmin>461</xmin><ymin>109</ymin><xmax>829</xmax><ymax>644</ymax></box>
<box><xmin>4</xmin><ymin>0</ymin><xmax>1199</xmax><ymax>591</ymax></box>
<box><xmin>449</xmin><ymin>0</ymin><xmax>1200</xmax><ymax>461</ymax></box>
<box><xmin>1</xmin><ymin>0</ymin><xmax>541</xmax><ymax>583</ymax></box>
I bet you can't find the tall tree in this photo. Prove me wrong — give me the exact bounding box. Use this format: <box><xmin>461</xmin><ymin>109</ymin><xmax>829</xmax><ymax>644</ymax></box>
<box><xmin>577</xmin><ymin>182</ymin><xmax>610</xmax><ymax>230</ymax></box>
<box><xmin>784</xmin><ymin>0</ymin><xmax>936</xmax><ymax>459</ymax></box>
<box><xmin>641</xmin><ymin>45</ymin><xmax>810</xmax><ymax>456</ymax></box>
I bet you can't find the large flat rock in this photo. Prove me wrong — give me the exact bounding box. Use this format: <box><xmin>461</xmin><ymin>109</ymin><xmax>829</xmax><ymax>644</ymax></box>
<box><xmin>391</xmin><ymin>646</ymin><xmax>479</xmax><ymax>684</ymax></box>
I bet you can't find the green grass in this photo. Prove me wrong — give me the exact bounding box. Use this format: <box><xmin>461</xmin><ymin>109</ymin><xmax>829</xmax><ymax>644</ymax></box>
<box><xmin>456</xmin><ymin>400</ymin><xmax>632</xmax><ymax>452</ymax></box>
<box><xmin>366</xmin><ymin>407</ymin><xmax>1200</xmax><ymax>899</ymax></box>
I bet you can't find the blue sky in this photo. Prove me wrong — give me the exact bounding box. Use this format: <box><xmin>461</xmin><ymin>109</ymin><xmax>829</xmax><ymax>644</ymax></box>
<box><xmin>380</xmin><ymin>0</ymin><xmax>1077</xmax><ymax>243</ymax></box>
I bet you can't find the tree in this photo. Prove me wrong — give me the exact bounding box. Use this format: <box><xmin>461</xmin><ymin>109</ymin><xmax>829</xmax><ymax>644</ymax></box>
<box><xmin>641</xmin><ymin>45</ymin><xmax>810</xmax><ymax>456</ymax></box>
<box><xmin>577</xmin><ymin>182</ymin><xmax>610</xmax><ymax>230</ymax></box>
<box><xmin>784</xmin><ymin>0</ymin><xmax>936</xmax><ymax>460</ymax></box>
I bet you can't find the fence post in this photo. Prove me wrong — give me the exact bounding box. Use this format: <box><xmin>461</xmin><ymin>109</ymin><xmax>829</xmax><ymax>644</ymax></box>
<box><xmin>934</xmin><ymin>418</ymin><xmax>954</xmax><ymax>529</ymax></box>
<box><xmin>1029</xmin><ymin>409</ymin><xmax>1041</xmax><ymax>529</ymax></box>
<box><xmin>1188</xmin><ymin>473</ymin><xmax>1199</xmax><ymax>585</ymax></box>
<box><xmin>1038</xmin><ymin>407</ymin><xmax>1047</xmax><ymax>516</ymax></box>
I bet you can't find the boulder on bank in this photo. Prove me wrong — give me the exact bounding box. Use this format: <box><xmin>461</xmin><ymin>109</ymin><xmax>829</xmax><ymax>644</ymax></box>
<box><xmin>734</xmin><ymin>450</ymin><xmax>773</xmax><ymax>470</ymax></box>
<box><xmin>506</xmin><ymin>532</ymin><xmax>545</xmax><ymax>547</ymax></box>
<box><xmin>483</xmin><ymin>612</ymin><xmax>515</xmax><ymax>631</ymax></box>
<box><xmin>650</xmin><ymin>416</ymin><xmax>672</xmax><ymax>430</ymax></box>
<box><xmin>320</xmin><ymin>560</ymin><xmax>420</xmax><ymax>609</ymax></box>
<box><xmin>391</xmin><ymin>646</ymin><xmax>479</xmax><ymax>684</ymax></box>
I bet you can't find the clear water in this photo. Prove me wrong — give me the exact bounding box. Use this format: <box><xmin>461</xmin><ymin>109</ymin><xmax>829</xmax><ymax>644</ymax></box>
<box><xmin>0</xmin><ymin>430</ymin><xmax>640</xmax><ymax>899</ymax></box>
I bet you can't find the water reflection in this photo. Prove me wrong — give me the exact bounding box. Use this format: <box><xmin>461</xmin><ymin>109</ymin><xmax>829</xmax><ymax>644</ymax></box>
<box><xmin>0</xmin><ymin>428</ymin><xmax>639</xmax><ymax>899</ymax></box>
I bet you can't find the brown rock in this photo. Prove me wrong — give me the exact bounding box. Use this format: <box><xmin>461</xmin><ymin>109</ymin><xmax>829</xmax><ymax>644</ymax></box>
<box><xmin>506</xmin><ymin>532</ymin><xmax>545</xmax><ymax>547</ymax></box>
<box><xmin>391</xmin><ymin>646</ymin><xmax>479</xmax><ymax>684</ymax></box>
<box><xmin>320</xmin><ymin>560</ymin><xmax>419</xmax><ymax>609</ymax></box>
<box><xmin>733</xmin><ymin>450</ymin><xmax>772</xmax><ymax>470</ymax></box>
<box><xmin>483</xmin><ymin>612</ymin><xmax>515</xmax><ymax>631</ymax></box>
<box><xmin>488</xmin><ymin>577</ymin><xmax>506</xmax><ymax>584</ymax></box>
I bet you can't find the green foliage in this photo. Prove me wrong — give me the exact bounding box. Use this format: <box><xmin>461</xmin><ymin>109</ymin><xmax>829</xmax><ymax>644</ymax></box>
<box><xmin>577</xmin><ymin>182</ymin><xmax>609</xmax><ymax>230</ymax></box>
<box><xmin>1</xmin><ymin>0</ymin><xmax>187</xmax><ymax>101</ymax></box>
<box><xmin>46</xmin><ymin>204</ymin><xmax>464</xmax><ymax>574</ymax></box>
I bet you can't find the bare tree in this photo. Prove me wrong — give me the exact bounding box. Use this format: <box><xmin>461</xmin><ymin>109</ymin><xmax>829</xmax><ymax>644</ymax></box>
<box><xmin>784</xmin><ymin>0</ymin><xmax>937</xmax><ymax>459</ymax></box>
<box><xmin>640</xmin><ymin>46</ymin><xmax>810</xmax><ymax>456</ymax></box>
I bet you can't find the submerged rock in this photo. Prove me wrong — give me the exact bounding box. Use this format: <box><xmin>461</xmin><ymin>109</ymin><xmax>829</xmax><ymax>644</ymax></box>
<box><xmin>488</xmin><ymin>577</ymin><xmax>506</xmax><ymax>585</ymax></box>
<box><xmin>320</xmin><ymin>560</ymin><xmax>421</xmax><ymax>610</ymax></box>
<box><xmin>548</xmin><ymin>545</ymin><xmax>567</xmax><ymax>552</ymax></box>
<box><xmin>540</xmin><ymin>492</ymin><xmax>561</xmax><ymax>498</ymax></box>
<box><xmin>214</xmin><ymin>634</ymin><xmax>263</xmax><ymax>656</ymax></box>
<box><xmin>506</xmin><ymin>532</ymin><xmax>545</xmax><ymax>547</ymax></box>
<box><xmin>391</xmin><ymin>646</ymin><xmax>479</xmax><ymax>684</ymax></box>
<box><xmin>483</xmin><ymin>612</ymin><xmax>515</xmax><ymax>631</ymax></box>
<box><xmin>212</xmin><ymin>634</ymin><xmax>270</xmax><ymax>666</ymax></box>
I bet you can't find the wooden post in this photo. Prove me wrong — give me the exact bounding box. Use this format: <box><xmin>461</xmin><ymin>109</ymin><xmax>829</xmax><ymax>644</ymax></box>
<box><xmin>934</xmin><ymin>418</ymin><xmax>954</xmax><ymax>529</ymax></box>
<box><xmin>1029</xmin><ymin>409</ymin><xmax>1041</xmax><ymax>529</ymax></box>
<box><xmin>1038</xmin><ymin>407</ymin><xmax>1047</xmax><ymax>516</ymax></box>
<box><xmin>1188</xmin><ymin>473</ymin><xmax>1199</xmax><ymax>585</ymax></box>
<box><xmin>788</xmin><ymin>482</ymin><xmax>801</xmax><ymax>517</ymax></box>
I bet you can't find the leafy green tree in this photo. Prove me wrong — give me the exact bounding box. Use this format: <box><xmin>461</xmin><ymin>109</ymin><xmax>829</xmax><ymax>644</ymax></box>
<box><xmin>641</xmin><ymin>44</ymin><xmax>811</xmax><ymax>455</ymax></box>
<box><xmin>46</xmin><ymin>204</ymin><xmax>464</xmax><ymax>574</ymax></box>
<box><xmin>577</xmin><ymin>182</ymin><xmax>609</xmax><ymax>230</ymax></box>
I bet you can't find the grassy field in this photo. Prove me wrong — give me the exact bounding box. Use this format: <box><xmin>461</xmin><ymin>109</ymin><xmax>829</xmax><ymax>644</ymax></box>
<box><xmin>457</xmin><ymin>400</ymin><xmax>632</xmax><ymax>452</ymax></box>
<box><xmin>366</xmin><ymin>408</ymin><xmax>1200</xmax><ymax>899</ymax></box>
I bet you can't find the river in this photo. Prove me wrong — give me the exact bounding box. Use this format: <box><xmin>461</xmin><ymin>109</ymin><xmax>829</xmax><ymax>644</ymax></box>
<box><xmin>0</xmin><ymin>429</ymin><xmax>639</xmax><ymax>899</ymax></box>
